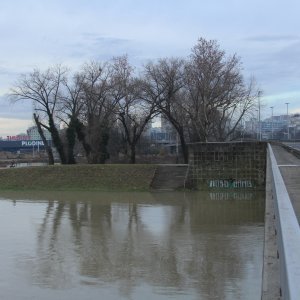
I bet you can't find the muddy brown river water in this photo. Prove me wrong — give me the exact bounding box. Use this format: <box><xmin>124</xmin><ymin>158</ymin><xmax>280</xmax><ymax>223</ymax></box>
<box><xmin>0</xmin><ymin>190</ymin><xmax>264</xmax><ymax>299</ymax></box>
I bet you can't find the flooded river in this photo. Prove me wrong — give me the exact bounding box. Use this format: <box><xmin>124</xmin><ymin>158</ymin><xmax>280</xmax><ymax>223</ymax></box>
<box><xmin>0</xmin><ymin>191</ymin><xmax>264</xmax><ymax>299</ymax></box>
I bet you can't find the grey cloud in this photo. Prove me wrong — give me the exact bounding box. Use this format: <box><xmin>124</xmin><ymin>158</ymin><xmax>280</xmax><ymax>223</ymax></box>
<box><xmin>80</xmin><ymin>33</ymin><xmax>132</xmax><ymax>47</ymax></box>
<box><xmin>259</xmin><ymin>41</ymin><xmax>300</xmax><ymax>78</ymax></box>
<box><xmin>0</xmin><ymin>95</ymin><xmax>33</xmax><ymax>120</ymax></box>
<box><xmin>245</xmin><ymin>35</ymin><xmax>300</xmax><ymax>42</ymax></box>
<box><xmin>66</xmin><ymin>34</ymin><xmax>142</xmax><ymax>62</ymax></box>
<box><xmin>0</xmin><ymin>68</ymin><xmax>9</xmax><ymax>75</ymax></box>
<box><xmin>0</xmin><ymin>67</ymin><xmax>20</xmax><ymax>77</ymax></box>
<box><xmin>276</xmin><ymin>41</ymin><xmax>300</xmax><ymax>63</ymax></box>
<box><xmin>90</xmin><ymin>36</ymin><xmax>131</xmax><ymax>46</ymax></box>
<box><xmin>241</xmin><ymin>40</ymin><xmax>300</xmax><ymax>95</ymax></box>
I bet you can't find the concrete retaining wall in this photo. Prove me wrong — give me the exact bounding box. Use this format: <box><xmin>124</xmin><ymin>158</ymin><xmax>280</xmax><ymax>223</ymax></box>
<box><xmin>188</xmin><ymin>142</ymin><xmax>267</xmax><ymax>190</ymax></box>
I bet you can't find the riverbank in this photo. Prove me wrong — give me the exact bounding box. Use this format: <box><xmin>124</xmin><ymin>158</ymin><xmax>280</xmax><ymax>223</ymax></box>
<box><xmin>0</xmin><ymin>164</ymin><xmax>157</xmax><ymax>191</ymax></box>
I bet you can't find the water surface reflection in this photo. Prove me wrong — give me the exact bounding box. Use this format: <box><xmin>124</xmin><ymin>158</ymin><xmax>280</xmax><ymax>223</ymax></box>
<box><xmin>0</xmin><ymin>191</ymin><xmax>264</xmax><ymax>300</ymax></box>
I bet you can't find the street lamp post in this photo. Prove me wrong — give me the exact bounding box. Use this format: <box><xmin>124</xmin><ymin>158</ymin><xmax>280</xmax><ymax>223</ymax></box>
<box><xmin>285</xmin><ymin>102</ymin><xmax>290</xmax><ymax>140</ymax></box>
<box><xmin>258</xmin><ymin>91</ymin><xmax>262</xmax><ymax>141</ymax></box>
<box><xmin>256</xmin><ymin>109</ymin><xmax>259</xmax><ymax>140</ymax></box>
<box><xmin>270</xmin><ymin>106</ymin><xmax>274</xmax><ymax>139</ymax></box>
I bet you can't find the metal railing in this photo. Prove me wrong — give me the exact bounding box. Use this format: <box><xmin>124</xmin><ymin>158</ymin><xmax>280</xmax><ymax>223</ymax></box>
<box><xmin>281</xmin><ymin>143</ymin><xmax>300</xmax><ymax>159</ymax></box>
<box><xmin>268</xmin><ymin>144</ymin><xmax>300</xmax><ymax>299</ymax></box>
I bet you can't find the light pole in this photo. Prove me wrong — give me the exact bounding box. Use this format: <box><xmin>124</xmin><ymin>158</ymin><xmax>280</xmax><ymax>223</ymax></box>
<box><xmin>256</xmin><ymin>109</ymin><xmax>259</xmax><ymax>140</ymax></box>
<box><xmin>270</xmin><ymin>106</ymin><xmax>274</xmax><ymax>139</ymax></box>
<box><xmin>258</xmin><ymin>91</ymin><xmax>262</xmax><ymax>141</ymax></box>
<box><xmin>285</xmin><ymin>102</ymin><xmax>290</xmax><ymax>140</ymax></box>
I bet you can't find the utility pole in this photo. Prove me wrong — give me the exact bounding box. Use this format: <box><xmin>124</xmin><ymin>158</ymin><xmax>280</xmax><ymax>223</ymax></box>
<box><xmin>285</xmin><ymin>102</ymin><xmax>290</xmax><ymax>140</ymax></box>
<box><xmin>270</xmin><ymin>106</ymin><xmax>274</xmax><ymax>139</ymax></box>
<box><xmin>256</xmin><ymin>109</ymin><xmax>259</xmax><ymax>139</ymax></box>
<box><xmin>258</xmin><ymin>91</ymin><xmax>262</xmax><ymax>141</ymax></box>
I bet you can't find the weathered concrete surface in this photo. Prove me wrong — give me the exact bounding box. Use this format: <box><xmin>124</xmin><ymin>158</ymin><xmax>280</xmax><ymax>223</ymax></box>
<box><xmin>271</xmin><ymin>145</ymin><xmax>300</xmax><ymax>223</ymax></box>
<box><xmin>261</xmin><ymin>154</ymin><xmax>281</xmax><ymax>300</ymax></box>
<box><xmin>150</xmin><ymin>164</ymin><xmax>189</xmax><ymax>191</ymax></box>
<box><xmin>189</xmin><ymin>142</ymin><xmax>266</xmax><ymax>190</ymax></box>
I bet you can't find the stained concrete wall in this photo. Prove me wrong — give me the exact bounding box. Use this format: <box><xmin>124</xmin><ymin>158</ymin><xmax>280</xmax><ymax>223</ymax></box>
<box><xmin>188</xmin><ymin>142</ymin><xmax>267</xmax><ymax>190</ymax></box>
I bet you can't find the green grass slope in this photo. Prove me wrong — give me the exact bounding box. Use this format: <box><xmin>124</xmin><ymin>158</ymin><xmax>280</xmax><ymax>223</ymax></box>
<box><xmin>0</xmin><ymin>164</ymin><xmax>157</xmax><ymax>191</ymax></box>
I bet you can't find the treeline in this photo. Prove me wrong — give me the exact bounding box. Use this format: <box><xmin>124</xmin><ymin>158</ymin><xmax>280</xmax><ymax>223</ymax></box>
<box><xmin>10</xmin><ymin>38</ymin><xmax>260</xmax><ymax>164</ymax></box>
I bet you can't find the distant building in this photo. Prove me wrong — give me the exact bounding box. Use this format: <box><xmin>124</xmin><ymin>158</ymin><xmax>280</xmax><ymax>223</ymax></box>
<box><xmin>245</xmin><ymin>113</ymin><xmax>300</xmax><ymax>140</ymax></box>
<box><xmin>261</xmin><ymin>116</ymin><xmax>287</xmax><ymax>137</ymax></box>
<box><xmin>6</xmin><ymin>134</ymin><xmax>29</xmax><ymax>141</ymax></box>
<box><xmin>0</xmin><ymin>125</ymin><xmax>52</xmax><ymax>153</ymax></box>
<box><xmin>150</xmin><ymin>127</ymin><xmax>176</xmax><ymax>144</ymax></box>
<box><xmin>150</xmin><ymin>117</ymin><xmax>177</xmax><ymax>145</ymax></box>
<box><xmin>290</xmin><ymin>113</ymin><xmax>300</xmax><ymax>126</ymax></box>
<box><xmin>0</xmin><ymin>140</ymin><xmax>47</xmax><ymax>153</ymax></box>
<box><xmin>27</xmin><ymin>126</ymin><xmax>52</xmax><ymax>141</ymax></box>
<box><xmin>244</xmin><ymin>118</ymin><xmax>258</xmax><ymax>137</ymax></box>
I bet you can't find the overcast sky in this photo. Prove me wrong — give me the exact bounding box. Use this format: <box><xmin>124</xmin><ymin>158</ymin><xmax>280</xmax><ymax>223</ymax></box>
<box><xmin>1</xmin><ymin>0</ymin><xmax>300</xmax><ymax>136</ymax></box>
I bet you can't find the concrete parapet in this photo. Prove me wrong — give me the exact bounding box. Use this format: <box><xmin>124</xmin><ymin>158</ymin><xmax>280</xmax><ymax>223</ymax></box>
<box><xmin>188</xmin><ymin>142</ymin><xmax>267</xmax><ymax>190</ymax></box>
<box><xmin>261</xmin><ymin>152</ymin><xmax>280</xmax><ymax>299</ymax></box>
<box><xmin>268</xmin><ymin>144</ymin><xmax>300</xmax><ymax>299</ymax></box>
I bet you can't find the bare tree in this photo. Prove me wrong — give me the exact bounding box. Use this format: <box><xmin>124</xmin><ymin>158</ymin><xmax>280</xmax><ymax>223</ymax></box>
<box><xmin>76</xmin><ymin>58</ymin><xmax>126</xmax><ymax>163</ymax></box>
<box><xmin>183</xmin><ymin>38</ymin><xmax>259</xmax><ymax>142</ymax></box>
<box><xmin>10</xmin><ymin>40</ymin><xmax>259</xmax><ymax>165</ymax></box>
<box><xmin>118</xmin><ymin>78</ymin><xmax>158</xmax><ymax>163</ymax></box>
<box><xmin>78</xmin><ymin>61</ymin><xmax>113</xmax><ymax>163</ymax></box>
<box><xmin>106</xmin><ymin>55</ymin><xmax>159</xmax><ymax>163</ymax></box>
<box><xmin>59</xmin><ymin>73</ymin><xmax>86</xmax><ymax>164</ymax></box>
<box><xmin>10</xmin><ymin>66</ymin><xmax>68</xmax><ymax>164</ymax></box>
<box><xmin>143</xmin><ymin>58</ymin><xmax>190</xmax><ymax>163</ymax></box>
<box><xmin>33</xmin><ymin>113</ymin><xmax>54</xmax><ymax>165</ymax></box>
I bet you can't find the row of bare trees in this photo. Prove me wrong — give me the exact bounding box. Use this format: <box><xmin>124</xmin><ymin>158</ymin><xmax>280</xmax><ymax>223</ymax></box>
<box><xmin>10</xmin><ymin>38</ymin><xmax>260</xmax><ymax>164</ymax></box>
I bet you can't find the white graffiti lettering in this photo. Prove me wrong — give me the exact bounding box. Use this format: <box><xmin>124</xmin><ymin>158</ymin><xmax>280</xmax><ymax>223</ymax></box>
<box><xmin>209</xmin><ymin>179</ymin><xmax>253</xmax><ymax>188</ymax></box>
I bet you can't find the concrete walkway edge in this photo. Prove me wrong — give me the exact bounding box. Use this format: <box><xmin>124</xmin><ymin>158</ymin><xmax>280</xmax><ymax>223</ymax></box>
<box><xmin>268</xmin><ymin>144</ymin><xmax>300</xmax><ymax>300</ymax></box>
<box><xmin>261</xmin><ymin>151</ymin><xmax>280</xmax><ymax>300</ymax></box>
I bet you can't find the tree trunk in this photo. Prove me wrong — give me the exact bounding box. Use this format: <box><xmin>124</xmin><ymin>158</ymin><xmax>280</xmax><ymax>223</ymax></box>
<box><xmin>130</xmin><ymin>144</ymin><xmax>136</xmax><ymax>164</ymax></box>
<box><xmin>74</xmin><ymin>119</ymin><xmax>91</xmax><ymax>161</ymax></box>
<box><xmin>88</xmin><ymin>128</ymin><xmax>110</xmax><ymax>164</ymax></box>
<box><xmin>167</xmin><ymin>118</ymin><xmax>189</xmax><ymax>164</ymax></box>
<box><xmin>98</xmin><ymin>129</ymin><xmax>110</xmax><ymax>164</ymax></box>
<box><xmin>66</xmin><ymin>118</ymin><xmax>77</xmax><ymax>164</ymax></box>
<box><xmin>178</xmin><ymin>129</ymin><xmax>189</xmax><ymax>164</ymax></box>
<box><xmin>48</xmin><ymin>116</ymin><xmax>67</xmax><ymax>164</ymax></box>
<box><xmin>33</xmin><ymin>113</ymin><xmax>54</xmax><ymax>165</ymax></box>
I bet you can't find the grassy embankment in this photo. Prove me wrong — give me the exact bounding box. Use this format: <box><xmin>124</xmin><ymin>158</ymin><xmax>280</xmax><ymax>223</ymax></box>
<box><xmin>0</xmin><ymin>164</ymin><xmax>157</xmax><ymax>191</ymax></box>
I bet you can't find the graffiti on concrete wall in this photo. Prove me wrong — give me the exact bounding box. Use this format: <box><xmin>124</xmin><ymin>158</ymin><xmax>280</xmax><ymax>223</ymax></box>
<box><xmin>209</xmin><ymin>179</ymin><xmax>253</xmax><ymax>188</ymax></box>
